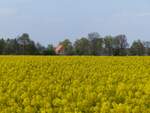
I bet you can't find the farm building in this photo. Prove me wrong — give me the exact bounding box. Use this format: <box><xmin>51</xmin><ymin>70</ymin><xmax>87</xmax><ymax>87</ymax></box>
<box><xmin>55</xmin><ymin>44</ymin><xmax>65</xmax><ymax>55</ymax></box>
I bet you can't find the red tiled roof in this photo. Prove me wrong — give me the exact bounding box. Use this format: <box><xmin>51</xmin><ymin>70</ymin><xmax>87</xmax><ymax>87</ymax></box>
<box><xmin>55</xmin><ymin>44</ymin><xmax>64</xmax><ymax>54</ymax></box>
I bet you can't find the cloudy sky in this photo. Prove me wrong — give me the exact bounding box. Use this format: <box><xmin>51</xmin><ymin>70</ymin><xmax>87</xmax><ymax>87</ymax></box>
<box><xmin>0</xmin><ymin>0</ymin><xmax>150</xmax><ymax>45</ymax></box>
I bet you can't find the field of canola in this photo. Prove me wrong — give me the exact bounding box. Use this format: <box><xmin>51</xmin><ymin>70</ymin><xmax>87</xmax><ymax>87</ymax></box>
<box><xmin>0</xmin><ymin>56</ymin><xmax>149</xmax><ymax>113</ymax></box>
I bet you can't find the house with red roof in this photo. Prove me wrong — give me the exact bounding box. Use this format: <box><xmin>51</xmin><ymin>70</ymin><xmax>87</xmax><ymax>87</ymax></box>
<box><xmin>55</xmin><ymin>44</ymin><xmax>65</xmax><ymax>55</ymax></box>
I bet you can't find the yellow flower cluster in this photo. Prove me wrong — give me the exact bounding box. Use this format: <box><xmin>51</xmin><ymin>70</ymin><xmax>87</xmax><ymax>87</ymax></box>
<box><xmin>0</xmin><ymin>56</ymin><xmax>149</xmax><ymax>113</ymax></box>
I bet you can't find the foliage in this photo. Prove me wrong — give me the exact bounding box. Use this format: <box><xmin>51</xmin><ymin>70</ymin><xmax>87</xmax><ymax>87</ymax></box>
<box><xmin>0</xmin><ymin>33</ymin><xmax>150</xmax><ymax>56</ymax></box>
<box><xmin>0</xmin><ymin>56</ymin><xmax>149</xmax><ymax>113</ymax></box>
<box><xmin>60</xmin><ymin>39</ymin><xmax>74</xmax><ymax>55</ymax></box>
<box><xmin>130</xmin><ymin>40</ymin><xmax>145</xmax><ymax>56</ymax></box>
<box><xmin>74</xmin><ymin>37</ymin><xmax>91</xmax><ymax>55</ymax></box>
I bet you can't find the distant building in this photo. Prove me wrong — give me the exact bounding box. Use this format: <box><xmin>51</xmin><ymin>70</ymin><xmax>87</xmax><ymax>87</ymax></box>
<box><xmin>55</xmin><ymin>44</ymin><xmax>65</xmax><ymax>55</ymax></box>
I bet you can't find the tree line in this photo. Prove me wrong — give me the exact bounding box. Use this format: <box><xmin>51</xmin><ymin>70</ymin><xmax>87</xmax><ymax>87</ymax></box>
<box><xmin>0</xmin><ymin>32</ymin><xmax>150</xmax><ymax>56</ymax></box>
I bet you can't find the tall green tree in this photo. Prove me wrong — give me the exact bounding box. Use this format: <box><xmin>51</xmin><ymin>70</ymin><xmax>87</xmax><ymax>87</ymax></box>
<box><xmin>17</xmin><ymin>33</ymin><xmax>38</xmax><ymax>55</ymax></box>
<box><xmin>113</xmin><ymin>35</ymin><xmax>129</xmax><ymax>56</ymax></box>
<box><xmin>104</xmin><ymin>36</ymin><xmax>113</xmax><ymax>56</ymax></box>
<box><xmin>143</xmin><ymin>41</ymin><xmax>150</xmax><ymax>55</ymax></box>
<box><xmin>74</xmin><ymin>37</ymin><xmax>91</xmax><ymax>55</ymax></box>
<box><xmin>3</xmin><ymin>39</ymin><xmax>19</xmax><ymax>55</ymax></box>
<box><xmin>43</xmin><ymin>44</ymin><xmax>56</xmax><ymax>55</ymax></box>
<box><xmin>60</xmin><ymin>39</ymin><xmax>74</xmax><ymax>55</ymax></box>
<box><xmin>0</xmin><ymin>38</ymin><xmax>6</xmax><ymax>54</ymax></box>
<box><xmin>130</xmin><ymin>40</ymin><xmax>145</xmax><ymax>56</ymax></box>
<box><xmin>88</xmin><ymin>32</ymin><xmax>104</xmax><ymax>55</ymax></box>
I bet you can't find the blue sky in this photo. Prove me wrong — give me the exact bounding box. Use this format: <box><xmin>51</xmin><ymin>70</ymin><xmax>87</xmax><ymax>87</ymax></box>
<box><xmin>0</xmin><ymin>0</ymin><xmax>150</xmax><ymax>45</ymax></box>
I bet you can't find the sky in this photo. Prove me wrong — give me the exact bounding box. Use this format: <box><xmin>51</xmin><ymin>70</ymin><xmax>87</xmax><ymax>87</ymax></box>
<box><xmin>0</xmin><ymin>0</ymin><xmax>150</xmax><ymax>46</ymax></box>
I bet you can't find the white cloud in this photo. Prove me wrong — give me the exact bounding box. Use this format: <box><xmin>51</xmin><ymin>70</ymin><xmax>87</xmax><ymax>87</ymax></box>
<box><xmin>0</xmin><ymin>8</ymin><xmax>17</xmax><ymax>17</ymax></box>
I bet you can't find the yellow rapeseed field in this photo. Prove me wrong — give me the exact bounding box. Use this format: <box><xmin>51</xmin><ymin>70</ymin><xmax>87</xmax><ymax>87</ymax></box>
<box><xmin>0</xmin><ymin>56</ymin><xmax>149</xmax><ymax>113</ymax></box>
